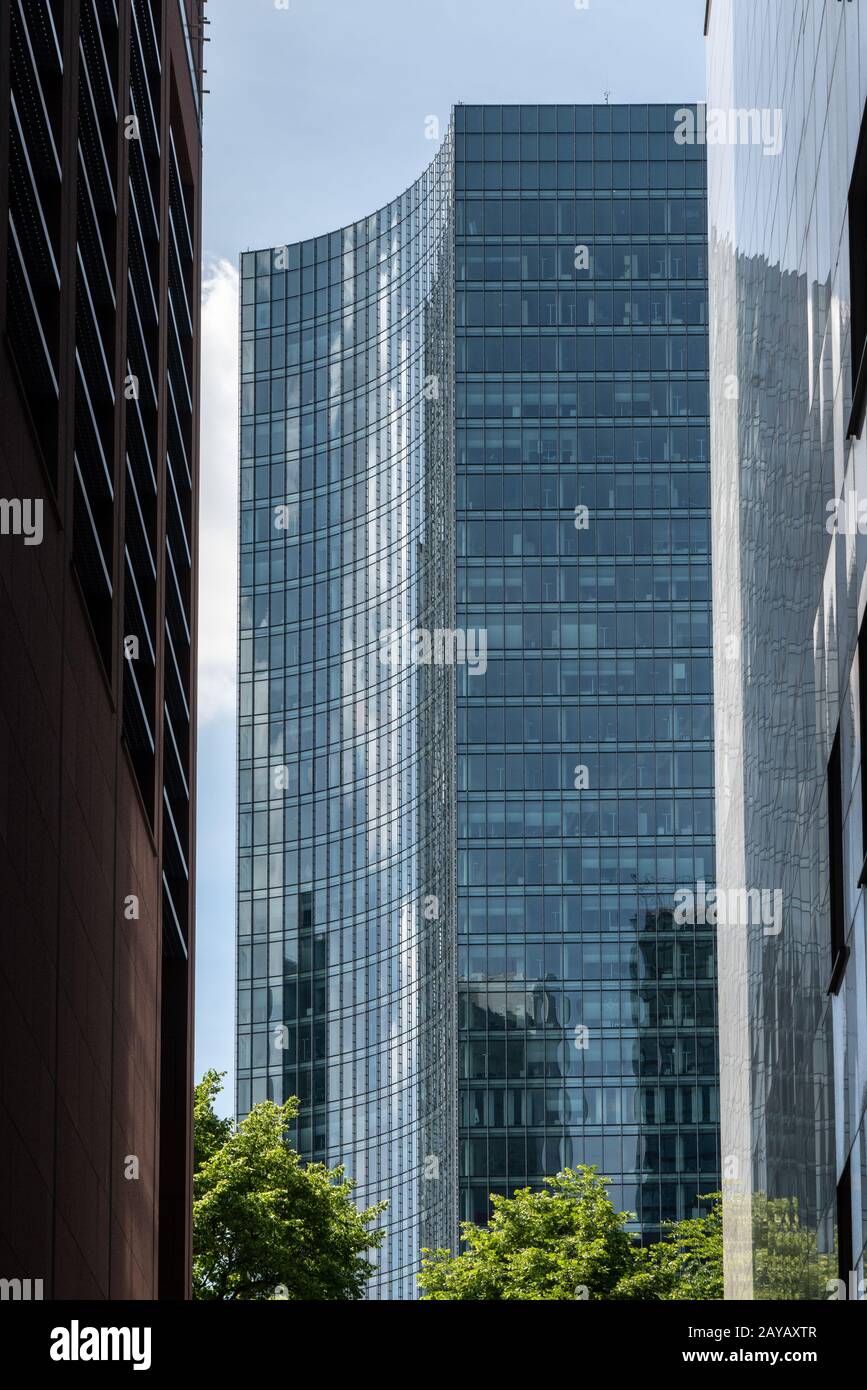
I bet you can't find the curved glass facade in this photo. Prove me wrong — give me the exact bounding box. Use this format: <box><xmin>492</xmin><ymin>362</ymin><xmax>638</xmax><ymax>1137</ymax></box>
<box><xmin>237</xmin><ymin>136</ymin><xmax>457</xmax><ymax>1299</ymax></box>
<box><xmin>237</xmin><ymin>104</ymin><xmax>718</xmax><ymax>1299</ymax></box>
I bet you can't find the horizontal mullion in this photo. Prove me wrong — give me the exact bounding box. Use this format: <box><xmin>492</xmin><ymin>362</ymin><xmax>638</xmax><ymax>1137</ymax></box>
<box><xmin>124</xmin><ymin>546</ymin><xmax>157</xmax><ymax>665</ymax></box>
<box><xmin>166</xmin><ymin>457</ymin><xmax>192</xmax><ymax>568</ymax></box>
<box><xmin>76</xmin><ymin>141</ymin><xmax>116</xmax><ymax>307</ymax></box>
<box><xmin>162</xmin><ymin>873</ymin><xmax>189</xmax><ymax>957</ymax></box>
<box><xmin>8</xmin><ymin>213</ymin><xmax>60</xmax><ymax>393</ymax></box>
<box><xmin>165</xmin><ymin>540</ymin><xmax>191</xmax><ymax>646</ymax></box>
<box><xmin>126</xmin><ymin>280</ymin><xmax>159</xmax><ymax>410</ymax></box>
<box><xmin>164</xmin><ymin>621</ymin><xmax>191</xmax><ymax>724</ymax></box>
<box><xmin>162</xmin><ymin>787</ymin><xmax>189</xmax><ymax>879</ymax></box>
<box><xmin>77</xmin><ymin>44</ymin><xmax>117</xmax><ymax>214</ymax></box>
<box><xmin>167</xmin><ymin>294</ymin><xmax>192</xmax><ymax>410</ymax></box>
<box><xmin>131</xmin><ymin>0</ymin><xmax>162</xmax><ymax>84</ymax></box>
<box><xmin>80</xmin><ymin>0</ymin><xmax>118</xmax><ymax>123</ymax></box>
<box><xmin>9</xmin><ymin>105</ymin><xmax>60</xmax><ymax>289</ymax></box>
<box><xmin>125</xmin><ymin>382</ymin><xmax>158</xmax><ymax>491</ymax></box>
<box><xmin>74</xmin><ymin>349</ymin><xmax>114</xmax><ymax>494</ymax></box>
<box><xmin>166</xmin><ymin>374</ymin><xmax>192</xmax><ymax>488</ymax></box>
<box><xmin>124</xmin><ymin>456</ymin><xmax>157</xmax><ymax>576</ymax></box>
<box><xmin>168</xmin><ymin>129</ymin><xmax>194</xmax><ymax>261</ymax></box>
<box><xmin>123</xmin><ymin>646</ymin><xmax>156</xmax><ymax>750</ymax></box>
<box><xmin>10</xmin><ymin>23</ymin><xmax>62</xmax><ymax>179</ymax></box>
<box><xmin>17</xmin><ymin>0</ymin><xmax>64</xmax><ymax>74</ymax></box>
<box><xmin>73</xmin><ymin>451</ymin><xmax>114</xmax><ymax>595</ymax></box>
<box><xmin>128</xmin><ymin>41</ymin><xmax>160</xmax><ymax>161</ymax></box>
<box><xmin>75</xmin><ymin>246</ymin><xmax>116</xmax><ymax>400</ymax></box>
<box><xmin>128</xmin><ymin>189</ymin><xmax>159</xmax><ymax>322</ymax></box>
<box><xmin>168</xmin><ymin>223</ymin><xmax>193</xmax><ymax>334</ymax></box>
<box><xmin>163</xmin><ymin>701</ymin><xmax>190</xmax><ymax>802</ymax></box>
<box><xmin>128</xmin><ymin>139</ymin><xmax>160</xmax><ymax>243</ymax></box>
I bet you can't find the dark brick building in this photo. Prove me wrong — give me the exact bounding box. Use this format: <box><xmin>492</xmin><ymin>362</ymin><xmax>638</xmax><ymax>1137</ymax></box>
<box><xmin>0</xmin><ymin>0</ymin><xmax>203</xmax><ymax>1298</ymax></box>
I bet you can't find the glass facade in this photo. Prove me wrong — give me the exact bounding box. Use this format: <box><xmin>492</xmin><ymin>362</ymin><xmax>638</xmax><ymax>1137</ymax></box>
<box><xmin>454</xmin><ymin>104</ymin><xmax>718</xmax><ymax>1240</ymax></box>
<box><xmin>238</xmin><ymin>103</ymin><xmax>718</xmax><ymax>1297</ymax></box>
<box><xmin>708</xmin><ymin>0</ymin><xmax>867</xmax><ymax>1298</ymax></box>
<box><xmin>237</xmin><ymin>137</ymin><xmax>457</xmax><ymax>1300</ymax></box>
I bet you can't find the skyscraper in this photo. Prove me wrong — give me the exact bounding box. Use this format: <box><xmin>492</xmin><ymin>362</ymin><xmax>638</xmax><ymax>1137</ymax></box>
<box><xmin>707</xmin><ymin>0</ymin><xmax>867</xmax><ymax>1299</ymax></box>
<box><xmin>237</xmin><ymin>134</ymin><xmax>457</xmax><ymax>1303</ymax></box>
<box><xmin>0</xmin><ymin>0</ymin><xmax>203</xmax><ymax>1298</ymax></box>
<box><xmin>237</xmin><ymin>102</ymin><xmax>717</xmax><ymax>1298</ymax></box>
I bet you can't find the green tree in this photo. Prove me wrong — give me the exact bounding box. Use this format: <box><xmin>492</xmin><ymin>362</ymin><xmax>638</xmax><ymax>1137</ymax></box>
<box><xmin>194</xmin><ymin>1069</ymin><xmax>233</xmax><ymax>1170</ymax></box>
<box><xmin>420</xmin><ymin>1167</ymin><xmax>636</xmax><ymax>1300</ymax></box>
<box><xmin>419</xmin><ymin>1167</ymin><xmax>723</xmax><ymax>1301</ymax></box>
<box><xmin>616</xmin><ymin>1194</ymin><xmax>724</xmax><ymax>1300</ymax></box>
<box><xmin>193</xmin><ymin>1072</ymin><xmax>385</xmax><ymax>1300</ymax></box>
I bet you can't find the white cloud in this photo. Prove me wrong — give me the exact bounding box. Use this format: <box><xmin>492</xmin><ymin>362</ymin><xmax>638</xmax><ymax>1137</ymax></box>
<box><xmin>197</xmin><ymin>258</ymin><xmax>239</xmax><ymax>725</ymax></box>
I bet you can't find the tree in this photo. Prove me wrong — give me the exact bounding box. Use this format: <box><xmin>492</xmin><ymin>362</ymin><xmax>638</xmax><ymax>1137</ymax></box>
<box><xmin>192</xmin><ymin>1071</ymin><xmax>385</xmax><ymax>1300</ymax></box>
<box><xmin>420</xmin><ymin>1167</ymin><xmax>636</xmax><ymax>1300</ymax></box>
<box><xmin>194</xmin><ymin>1069</ymin><xmax>233</xmax><ymax>1171</ymax></box>
<box><xmin>616</xmin><ymin>1194</ymin><xmax>724</xmax><ymax>1300</ymax></box>
<box><xmin>419</xmin><ymin>1166</ymin><xmax>723</xmax><ymax>1301</ymax></box>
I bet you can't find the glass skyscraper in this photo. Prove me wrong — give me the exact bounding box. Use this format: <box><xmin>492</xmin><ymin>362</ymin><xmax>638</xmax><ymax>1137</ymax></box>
<box><xmin>237</xmin><ymin>103</ymin><xmax>717</xmax><ymax>1298</ymax></box>
<box><xmin>454</xmin><ymin>103</ymin><xmax>717</xmax><ymax>1241</ymax></box>
<box><xmin>237</xmin><ymin>136</ymin><xmax>457</xmax><ymax>1301</ymax></box>
<box><xmin>707</xmin><ymin>0</ymin><xmax>867</xmax><ymax>1298</ymax></box>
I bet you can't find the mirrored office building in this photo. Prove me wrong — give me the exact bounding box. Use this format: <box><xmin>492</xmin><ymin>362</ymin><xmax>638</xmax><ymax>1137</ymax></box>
<box><xmin>238</xmin><ymin>102</ymin><xmax>718</xmax><ymax>1297</ymax></box>
<box><xmin>237</xmin><ymin>138</ymin><xmax>458</xmax><ymax>1299</ymax></box>
<box><xmin>707</xmin><ymin>0</ymin><xmax>867</xmax><ymax>1297</ymax></box>
<box><xmin>454</xmin><ymin>103</ymin><xmax>717</xmax><ymax>1242</ymax></box>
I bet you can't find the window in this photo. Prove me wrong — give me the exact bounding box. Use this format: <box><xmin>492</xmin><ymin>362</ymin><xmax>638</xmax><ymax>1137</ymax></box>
<box><xmin>837</xmin><ymin>1159</ymin><xmax>853</xmax><ymax>1291</ymax></box>
<box><xmin>847</xmin><ymin>100</ymin><xmax>867</xmax><ymax>436</ymax></box>
<box><xmin>827</xmin><ymin>731</ymin><xmax>849</xmax><ymax>993</ymax></box>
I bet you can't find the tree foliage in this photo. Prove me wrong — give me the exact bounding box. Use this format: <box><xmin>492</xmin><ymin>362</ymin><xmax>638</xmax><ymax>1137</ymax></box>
<box><xmin>194</xmin><ymin>1069</ymin><xmax>233</xmax><ymax>1171</ymax></box>
<box><xmin>419</xmin><ymin>1167</ymin><xmax>723</xmax><ymax>1301</ymax></box>
<box><xmin>192</xmin><ymin>1071</ymin><xmax>385</xmax><ymax>1300</ymax></box>
<box><xmin>616</xmin><ymin>1193</ymin><xmax>723</xmax><ymax>1300</ymax></box>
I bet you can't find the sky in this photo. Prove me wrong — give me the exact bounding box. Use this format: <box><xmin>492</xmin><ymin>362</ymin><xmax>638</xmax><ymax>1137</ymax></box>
<box><xmin>194</xmin><ymin>0</ymin><xmax>708</xmax><ymax>1113</ymax></box>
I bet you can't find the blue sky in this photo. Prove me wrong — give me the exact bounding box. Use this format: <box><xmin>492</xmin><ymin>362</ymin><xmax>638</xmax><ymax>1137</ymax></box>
<box><xmin>194</xmin><ymin>0</ymin><xmax>708</xmax><ymax>1113</ymax></box>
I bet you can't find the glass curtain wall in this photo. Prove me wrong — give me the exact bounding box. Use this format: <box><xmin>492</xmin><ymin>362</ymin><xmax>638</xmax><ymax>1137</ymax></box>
<box><xmin>237</xmin><ymin>136</ymin><xmax>457</xmax><ymax>1299</ymax></box>
<box><xmin>454</xmin><ymin>103</ymin><xmax>719</xmax><ymax>1242</ymax></box>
